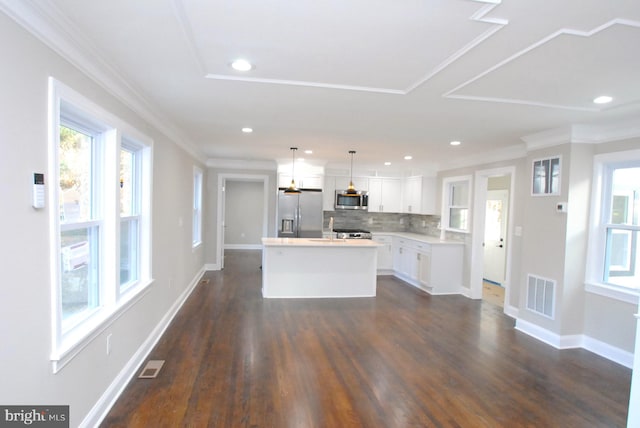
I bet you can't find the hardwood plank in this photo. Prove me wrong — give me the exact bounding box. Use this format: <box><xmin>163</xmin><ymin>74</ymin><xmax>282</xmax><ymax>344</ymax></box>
<box><xmin>101</xmin><ymin>250</ymin><xmax>631</xmax><ymax>427</ymax></box>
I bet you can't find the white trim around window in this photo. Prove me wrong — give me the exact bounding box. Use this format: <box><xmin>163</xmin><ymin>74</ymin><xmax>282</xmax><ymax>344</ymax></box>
<box><xmin>585</xmin><ymin>149</ymin><xmax>640</xmax><ymax>304</ymax></box>
<box><xmin>192</xmin><ymin>166</ymin><xmax>203</xmax><ymax>248</ymax></box>
<box><xmin>48</xmin><ymin>78</ymin><xmax>154</xmax><ymax>373</ymax></box>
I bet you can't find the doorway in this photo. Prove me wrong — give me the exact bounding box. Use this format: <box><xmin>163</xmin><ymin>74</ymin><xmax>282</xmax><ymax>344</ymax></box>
<box><xmin>482</xmin><ymin>186</ymin><xmax>509</xmax><ymax>307</ymax></box>
<box><xmin>216</xmin><ymin>173</ymin><xmax>270</xmax><ymax>270</ymax></box>
<box><xmin>470</xmin><ymin>166</ymin><xmax>515</xmax><ymax>315</ymax></box>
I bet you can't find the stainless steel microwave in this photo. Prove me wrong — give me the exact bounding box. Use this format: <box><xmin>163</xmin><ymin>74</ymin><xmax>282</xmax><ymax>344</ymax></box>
<box><xmin>335</xmin><ymin>190</ymin><xmax>368</xmax><ymax>210</ymax></box>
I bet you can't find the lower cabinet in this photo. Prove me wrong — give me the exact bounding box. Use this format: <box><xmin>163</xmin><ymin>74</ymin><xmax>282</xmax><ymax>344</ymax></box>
<box><xmin>392</xmin><ymin>237</ymin><xmax>463</xmax><ymax>295</ymax></box>
<box><xmin>373</xmin><ymin>235</ymin><xmax>394</xmax><ymax>273</ymax></box>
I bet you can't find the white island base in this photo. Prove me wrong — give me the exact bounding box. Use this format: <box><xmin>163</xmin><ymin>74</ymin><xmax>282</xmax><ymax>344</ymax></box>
<box><xmin>261</xmin><ymin>238</ymin><xmax>380</xmax><ymax>298</ymax></box>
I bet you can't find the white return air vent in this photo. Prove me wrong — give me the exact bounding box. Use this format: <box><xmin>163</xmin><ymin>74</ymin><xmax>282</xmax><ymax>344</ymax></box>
<box><xmin>526</xmin><ymin>274</ymin><xmax>556</xmax><ymax>319</ymax></box>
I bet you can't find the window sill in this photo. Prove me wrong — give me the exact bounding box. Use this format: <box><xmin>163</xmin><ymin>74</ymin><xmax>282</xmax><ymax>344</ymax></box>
<box><xmin>50</xmin><ymin>279</ymin><xmax>154</xmax><ymax>373</ymax></box>
<box><xmin>585</xmin><ymin>282</ymin><xmax>639</xmax><ymax>305</ymax></box>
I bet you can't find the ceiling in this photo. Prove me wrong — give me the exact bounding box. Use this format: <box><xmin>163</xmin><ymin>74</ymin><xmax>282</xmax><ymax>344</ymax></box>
<box><xmin>4</xmin><ymin>0</ymin><xmax>640</xmax><ymax>173</ymax></box>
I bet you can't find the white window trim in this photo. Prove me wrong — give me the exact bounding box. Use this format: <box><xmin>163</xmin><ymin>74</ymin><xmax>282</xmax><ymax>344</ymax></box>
<box><xmin>441</xmin><ymin>175</ymin><xmax>472</xmax><ymax>233</ymax></box>
<box><xmin>48</xmin><ymin>78</ymin><xmax>154</xmax><ymax>373</ymax></box>
<box><xmin>192</xmin><ymin>166</ymin><xmax>203</xmax><ymax>248</ymax></box>
<box><xmin>585</xmin><ymin>149</ymin><xmax>640</xmax><ymax>304</ymax></box>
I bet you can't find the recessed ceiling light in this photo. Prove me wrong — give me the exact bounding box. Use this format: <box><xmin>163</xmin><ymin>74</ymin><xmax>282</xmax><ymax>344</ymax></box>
<box><xmin>450</xmin><ymin>140</ymin><xmax>461</xmax><ymax>146</ymax></box>
<box><xmin>384</xmin><ymin>162</ymin><xmax>391</xmax><ymax>166</ymax></box>
<box><xmin>231</xmin><ymin>59</ymin><xmax>253</xmax><ymax>71</ymax></box>
<box><xmin>593</xmin><ymin>95</ymin><xmax>613</xmax><ymax>104</ymax></box>
<box><xmin>241</xmin><ymin>127</ymin><xmax>253</xmax><ymax>133</ymax></box>
<box><xmin>304</xmin><ymin>150</ymin><xmax>313</xmax><ymax>154</ymax></box>
<box><xmin>404</xmin><ymin>155</ymin><xmax>413</xmax><ymax>160</ymax></box>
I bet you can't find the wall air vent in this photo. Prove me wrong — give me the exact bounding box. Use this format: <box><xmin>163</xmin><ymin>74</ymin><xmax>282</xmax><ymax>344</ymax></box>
<box><xmin>526</xmin><ymin>274</ymin><xmax>556</xmax><ymax>319</ymax></box>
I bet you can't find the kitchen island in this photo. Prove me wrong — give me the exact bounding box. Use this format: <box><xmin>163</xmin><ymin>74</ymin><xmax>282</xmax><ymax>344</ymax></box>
<box><xmin>261</xmin><ymin>237</ymin><xmax>381</xmax><ymax>298</ymax></box>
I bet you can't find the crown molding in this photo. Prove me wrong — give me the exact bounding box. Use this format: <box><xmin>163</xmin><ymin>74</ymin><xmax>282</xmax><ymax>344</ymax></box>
<box><xmin>206</xmin><ymin>158</ymin><xmax>277</xmax><ymax>171</ymax></box>
<box><xmin>0</xmin><ymin>0</ymin><xmax>205</xmax><ymax>163</ymax></box>
<box><xmin>522</xmin><ymin>117</ymin><xmax>640</xmax><ymax>150</ymax></box>
<box><xmin>438</xmin><ymin>143</ymin><xmax>527</xmax><ymax>171</ymax></box>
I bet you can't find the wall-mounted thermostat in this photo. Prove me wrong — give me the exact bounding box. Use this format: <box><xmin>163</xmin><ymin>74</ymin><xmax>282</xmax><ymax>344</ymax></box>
<box><xmin>32</xmin><ymin>173</ymin><xmax>45</xmax><ymax>209</ymax></box>
<box><xmin>556</xmin><ymin>202</ymin><xmax>568</xmax><ymax>213</ymax></box>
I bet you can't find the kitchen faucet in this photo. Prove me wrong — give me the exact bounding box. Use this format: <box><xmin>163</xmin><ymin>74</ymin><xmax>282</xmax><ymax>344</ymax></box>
<box><xmin>329</xmin><ymin>217</ymin><xmax>334</xmax><ymax>241</ymax></box>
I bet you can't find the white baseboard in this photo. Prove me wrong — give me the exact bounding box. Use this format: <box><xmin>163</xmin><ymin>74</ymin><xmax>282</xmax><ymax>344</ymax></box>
<box><xmin>224</xmin><ymin>244</ymin><xmax>262</xmax><ymax>250</ymax></box>
<box><xmin>81</xmin><ymin>266</ymin><xmax>207</xmax><ymax>428</ymax></box>
<box><xmin>583</xmin><ymin>336</ymin><xmax>634</xmax><ymax>369</ymax></box>
<box><xmin>504</xmin><ymin>304</ymin><xmax>519</xmax><ymax>319</ymax></box>
<box><xmin>515</xmin><ymin>318</ymin><xmax>633</xmax><ymax>368</ymax></box>
<box><xmin>205</xmin><ymin>263</ymin><xmax>221</xmax><ymax>271</ymax></box>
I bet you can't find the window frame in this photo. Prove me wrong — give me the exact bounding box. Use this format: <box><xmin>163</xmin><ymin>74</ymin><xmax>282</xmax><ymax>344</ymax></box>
<box><xmin>192</xmin><ymin>166</ymin><xmax>203</xmax><ymax>248</ymax></box>
<box><xmin>586</xmin><ymin>149</ymin><xmax>640</xmax><ymax>304</ymax></box>
<box><xmin>441</xmin><ymin>175</ymin><xmax>472</xmax><ymax>233</ymax></box>
<box><xmin>48</xmin><ymin>78</ymin><xmax>153</xmax><ymax>373</ymax></box>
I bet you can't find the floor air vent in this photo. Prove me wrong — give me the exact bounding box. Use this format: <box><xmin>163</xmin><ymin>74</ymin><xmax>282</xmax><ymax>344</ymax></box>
<box><xmin>526</xmin><ymin>274</ymin><xmax>555</xmax><ymax>319</ymax></box>
<box><xmin>138</xmin><ymin>360</ymin><xmax>165</xmax><ymax>379</ymax></box>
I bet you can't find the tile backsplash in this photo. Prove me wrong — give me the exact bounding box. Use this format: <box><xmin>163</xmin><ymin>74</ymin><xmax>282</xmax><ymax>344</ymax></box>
<box><xmin>323</xmin><ymin>210</ymin><xmax>442</xmax><ymax>237</ymax></box>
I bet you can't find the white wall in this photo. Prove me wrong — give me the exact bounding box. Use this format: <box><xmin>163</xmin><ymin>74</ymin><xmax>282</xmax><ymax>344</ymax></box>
<box><xmin>0</xmin><ymin>12</ymin><xmax>206</xmax><ymax>426</ymax></box>
<box><xmin>204</xmin><ymin>168</ymin><xmax>277</xmax><ymax>268</ymax></box>
<box><xmin>224</xmin><ymin>181</ymin><xmax>264</xmax><ymax>247</ymax></box>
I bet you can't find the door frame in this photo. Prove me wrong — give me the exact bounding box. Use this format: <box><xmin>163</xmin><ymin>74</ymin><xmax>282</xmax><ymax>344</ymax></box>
<box><xmin>469</xmin><ymin>166</ymin><xmax>517</xmax><ymax>317</ymax></box>
<box><xmin>216</xmin><ymin>173</ymin><xmax>270</xmax><ymax>270</ymax></box>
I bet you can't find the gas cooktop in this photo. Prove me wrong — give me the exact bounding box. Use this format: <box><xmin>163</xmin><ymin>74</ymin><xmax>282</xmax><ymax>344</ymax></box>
<box><xmin>333</xmin><ymin>228</ymin><xmax>372</xmax><ymax>239</ymax></box>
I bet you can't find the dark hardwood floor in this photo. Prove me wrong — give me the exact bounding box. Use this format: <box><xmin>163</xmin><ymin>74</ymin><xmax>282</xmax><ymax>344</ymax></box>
<box><xmin>102</xmin><ymin>250</ymin><xmax>631</xmax><ymax>427</ymax></box>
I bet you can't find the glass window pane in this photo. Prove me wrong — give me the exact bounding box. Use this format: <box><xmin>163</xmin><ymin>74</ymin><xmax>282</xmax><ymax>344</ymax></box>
<box><xmin>605</xmin><ymin>228</ymin><xmax>639</xmax><ymax>289</ymax></box>
<box><xmin>449</xmin><ymin>208</ymin><xmax>468</xmax><ymax>230</ymax></box>
<box><xmin>120</xmin><ymin>149</ymin><xmax>135</xmax><ymax>216</ymax></box>
<box><xmin>59</xmin><ymin>126</ymin><xmax>93</xmax><ymax>223</ymax></box>
<box><xmin>611</xmin><ymin>167</ymin><xmax>640</xmax><ymax>225</ymax></box>
<box><xmin>61</xmin><ymin>226</ymin><xmax>99</xmax><ymax>321</ymax></box>
<box><xmin>120</xmin><ymin>219</ymin><xmax>139</xmax><ymax>289</ymax></box>
<box><xmin>450</xmin><ymin>182</ymin><xmax>468</xmax><ymax>206</ymax></box>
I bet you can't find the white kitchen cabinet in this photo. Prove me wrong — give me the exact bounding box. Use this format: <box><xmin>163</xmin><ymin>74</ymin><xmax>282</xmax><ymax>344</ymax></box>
<box><xmin>278</xmin><ymin>173</ymin><xmax>323</xmax><ymax>190</ymax></box>
<box><xmin>402</xmin><ymin>176</ymin><xmax>437</xmax><ymax>214</ymax></box>
<box><xmin>369</xmin><ymin>178</ymin><xmax>402</xmax><ymax>213</ymax></box>
<box><xmin>323</xmin><ymin>176</ymin><xmax>336</xmax><ymax>211</ymax></box>
<box><xmin>373</xmin><ymin>235</ymin><xmax>394</xmax><ymax>273</ymax></box>
<box><xmin>391</xmin><ymin>235</ymin><xmax>463</xmax><ymax>295</ymax></box>
<box><xmin>403</xmin><ymin>176</ymin><xmax>422</xmax><ymax>214</ymax></box>
<box><xmin>335</xmin><ymin>176</ymin><xmax>368</xmax><ymax>192</ymax></box>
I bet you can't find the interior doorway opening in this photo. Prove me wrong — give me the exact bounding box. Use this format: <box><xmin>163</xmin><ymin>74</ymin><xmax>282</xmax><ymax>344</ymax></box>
<box><xmin>470</xmin><ymin>166</ymin><xmax>515</xmax><ymax>315</ymax></box>
<box><xmin>216</xmin><ymin>173</ymin><xmax>270</xmax><ymax>270</ymax></box>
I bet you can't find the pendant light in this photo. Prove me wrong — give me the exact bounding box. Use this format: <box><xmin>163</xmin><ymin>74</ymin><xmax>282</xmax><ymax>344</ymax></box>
<box><xmin>346</xmin><ymin>150</ymin><xmax>358</xmax><ymax>194</ymax></box>
<box><xmin>284</xmin><ymin>147</ymin><xmax>301</xmax><ymax>194</ymax></box>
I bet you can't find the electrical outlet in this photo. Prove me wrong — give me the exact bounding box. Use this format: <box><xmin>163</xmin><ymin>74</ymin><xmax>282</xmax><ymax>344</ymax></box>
<box><xmin>106</xmin><ymin>333</ymin><xmax>112</xmax><ymax>355</ymax></box>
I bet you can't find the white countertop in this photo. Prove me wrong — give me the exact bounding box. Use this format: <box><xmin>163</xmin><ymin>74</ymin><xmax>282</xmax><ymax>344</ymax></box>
<box><xmin>371</xmin><ymin>232</ymin><xmax>464</xmax><ymax>245</ymax></box>
<box><xmin>262</xmin><ymin>237</ymin><xmax>381</xmax><ymax>247</ymax></box>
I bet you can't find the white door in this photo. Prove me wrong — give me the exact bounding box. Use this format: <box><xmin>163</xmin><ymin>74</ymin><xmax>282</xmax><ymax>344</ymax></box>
<box><xmin>483</xmin><ymin>189</ymin><xmax>508</xmax><ymax>284</ymax></box>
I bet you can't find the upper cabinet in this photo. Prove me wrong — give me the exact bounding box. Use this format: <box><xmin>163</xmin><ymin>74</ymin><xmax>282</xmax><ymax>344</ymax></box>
<box><xmin>368</xmin><ymin>178</ymin><xmax>402</xmax><ymax>213</ymax></box>
<box><xmin>278</xmin><ymin>173</ymin><xmax>323</xmax><ymax>190</ymax></box>
<box><xmin>323</xmin><ymin>174</ymin><xmax>436</xmax><ymax>214</ymax></box>
<box><xmin>403</xmin><ymin>176</ymin><xmax>436</xmax><ymax>215</ymax></box>
<box><xmin>334</xmin><ymin>176</ymin><xmax>369</xmax><ymax>191</ymax></box>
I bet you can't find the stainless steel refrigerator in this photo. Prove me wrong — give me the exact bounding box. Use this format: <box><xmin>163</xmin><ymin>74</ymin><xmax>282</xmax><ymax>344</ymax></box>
<box><xmin>277</xmin><ymin>189</ymin><xmax>323</xmax><ymax>238</ymax></box>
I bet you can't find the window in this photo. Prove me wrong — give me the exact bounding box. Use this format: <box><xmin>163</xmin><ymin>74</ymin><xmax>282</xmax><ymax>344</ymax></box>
<box><xmin>587</xmin><ymin>150</ymin><xmax>640</xmax><ymax>300</ymax></box>
<box><xmin>532</xmin><ymin>156</ymin><xmax>561</xmax><ymax>195</ymax></box>
<box><xmin>49</xmin><ymin>78</ymin><xmax>152</xmax><ymax>371</ymax></box>
<box><xmin>442</xmin><ymin>176</ymin><xmax>471</xmax><ymax>232</ymax></box>
<box><xmin>192</xmin><ymin>167</ymin><xmax>203</xmax><ymax>247</ymax></box>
